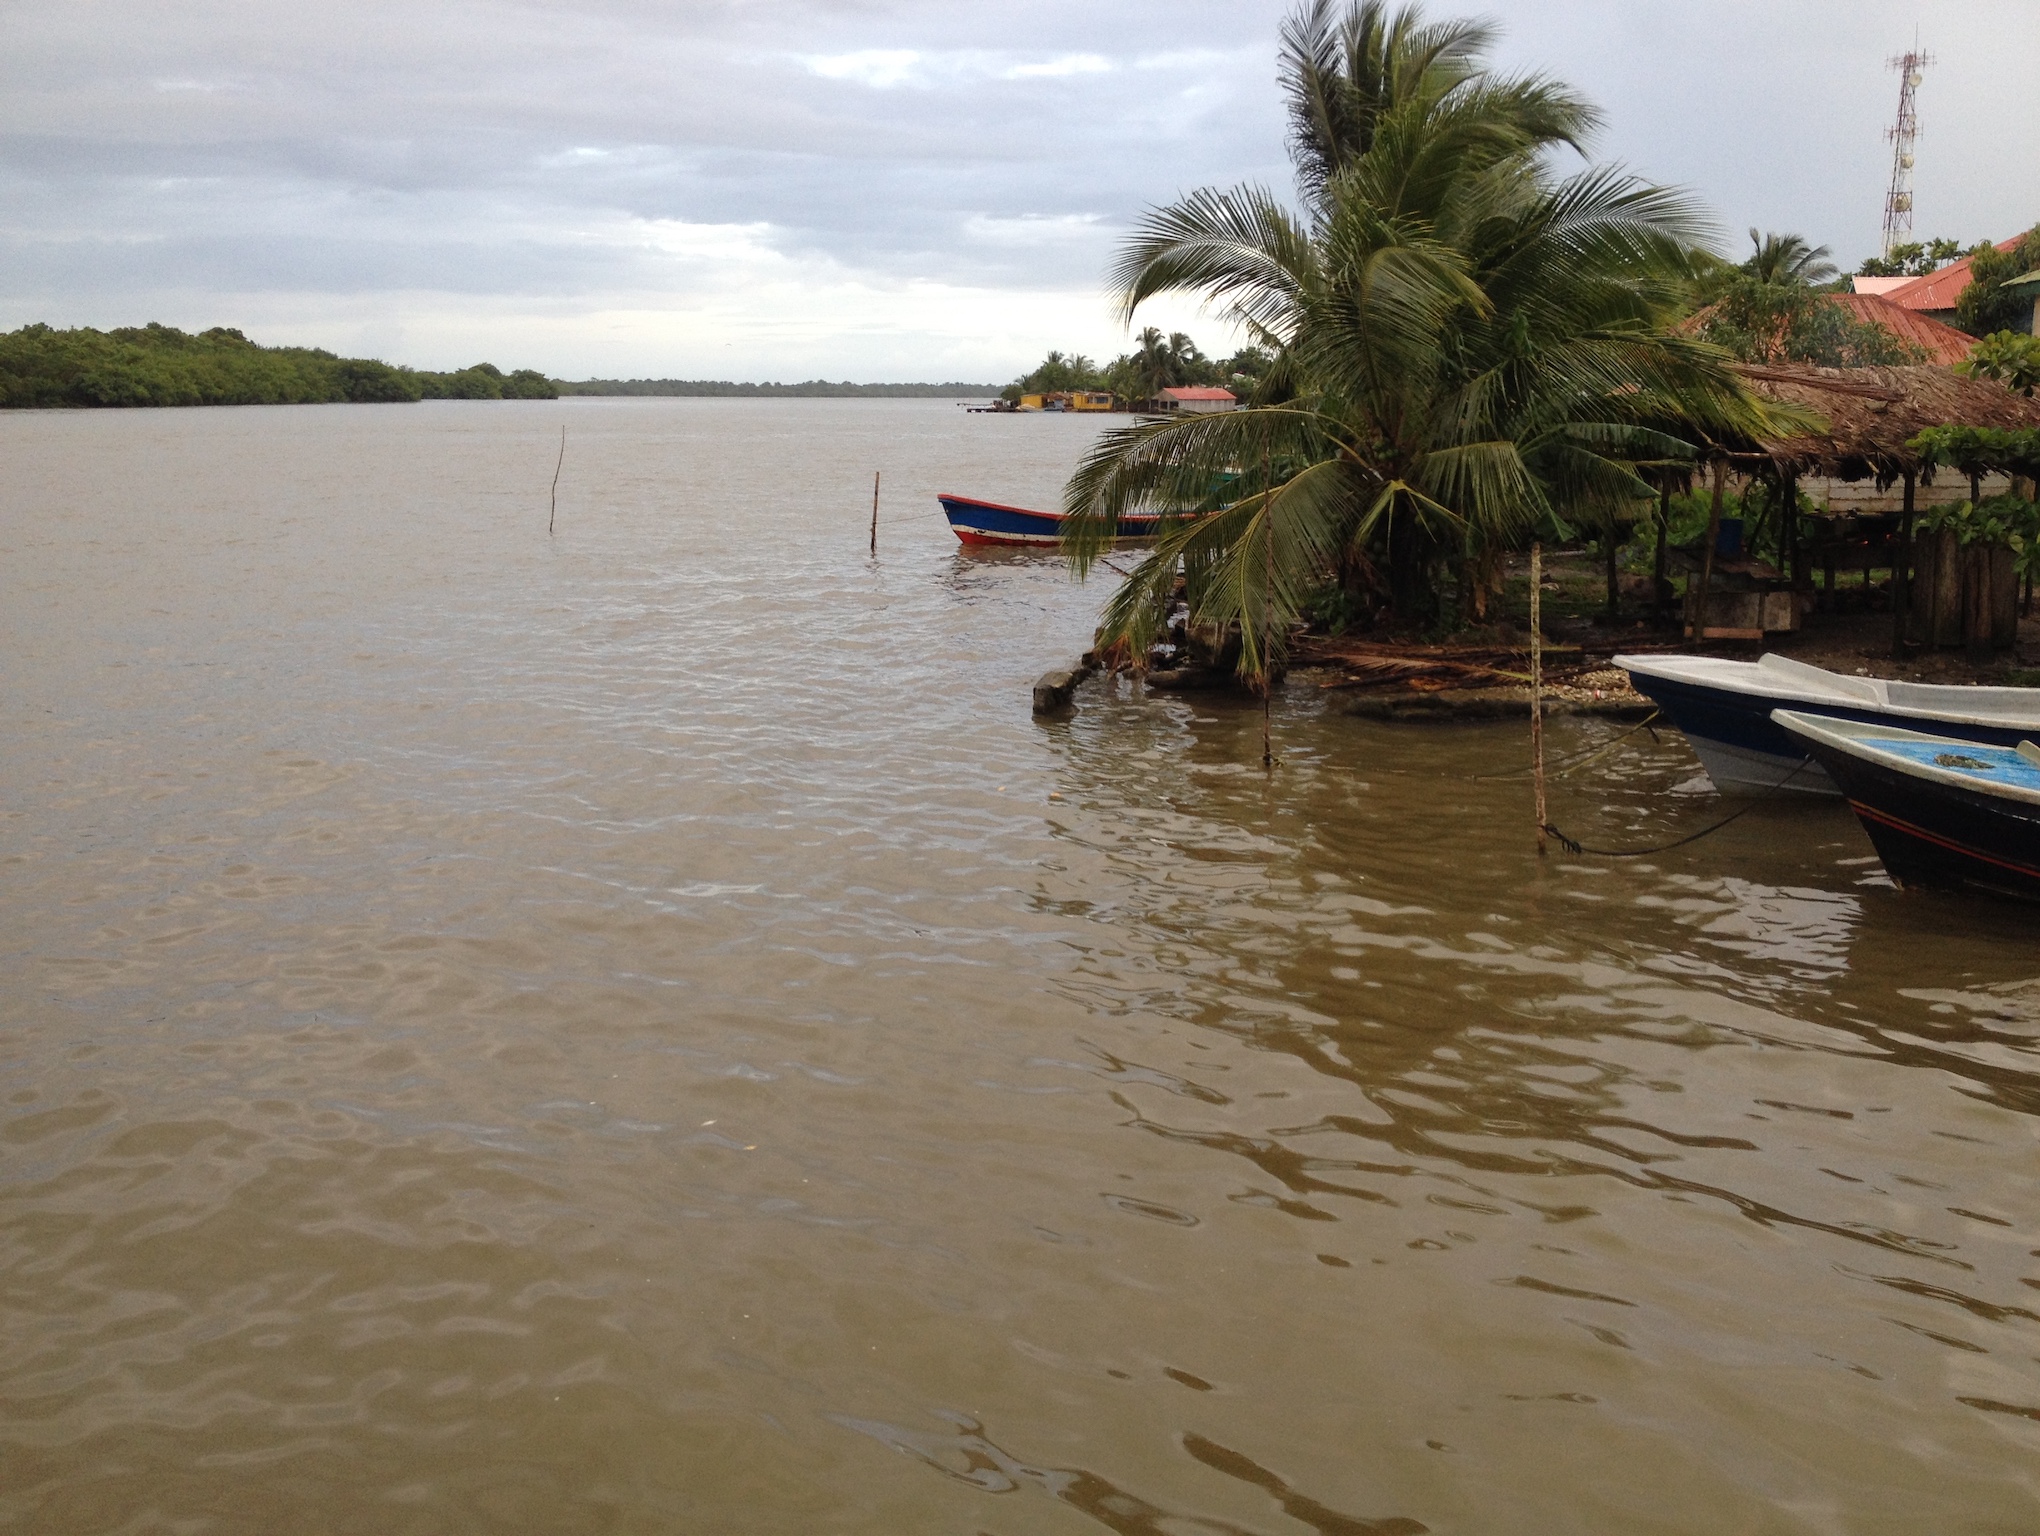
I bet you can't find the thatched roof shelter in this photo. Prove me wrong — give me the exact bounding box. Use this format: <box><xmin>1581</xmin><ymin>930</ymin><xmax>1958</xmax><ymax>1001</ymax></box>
<box><xmin>1723</xmin><ymin>363</ymin><xmax>2040</xmax><ymax>482</ymax></box>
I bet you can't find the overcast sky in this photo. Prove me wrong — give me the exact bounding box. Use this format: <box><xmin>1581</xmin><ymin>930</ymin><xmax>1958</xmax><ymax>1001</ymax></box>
<box><xmin>4</xmin><ymin>0</ymin><xmax>2036</xmax><ymax>380</ymax></box>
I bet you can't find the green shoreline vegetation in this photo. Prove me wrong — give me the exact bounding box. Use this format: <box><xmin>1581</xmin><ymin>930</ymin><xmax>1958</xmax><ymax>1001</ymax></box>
<box><xmin>0</xmin><ymin>325</ymin><xmax>1008</xmax><ymax>408</ymax></box>
<box><xmin>1000</xmin><ymin>327</ymin><xmax>1270</xmax><ymax>406</ymax></box>
<box><xmin>0</xmin><ymin>322</ymin><xmax>557</xmax><ymax>408</ymax></box>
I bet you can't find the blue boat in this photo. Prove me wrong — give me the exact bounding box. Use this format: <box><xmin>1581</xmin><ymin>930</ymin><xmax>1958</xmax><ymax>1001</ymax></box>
<box><xmin>1772</xmin><ymin>710</ymin><xmax>2040</xmax><ymax>900</ymax></box>
<box><xmin>938</xmin><ymin>493</ymin><xmax>1167</xmax><ymax>548</ymax></box>
<box><xmin>1615</xmin><ymin>652</ymin><xmax>2040</xmax><ymax>796</ymax></box>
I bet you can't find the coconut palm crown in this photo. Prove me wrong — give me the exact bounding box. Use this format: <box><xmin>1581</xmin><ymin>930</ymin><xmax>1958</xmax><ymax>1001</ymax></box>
<box><xmin>1062</xmin><ymin>0</ymin><xmax>1782</xmax><ymax>683</ymax></box>
<box><xmin>1740</xmin><ymin>229</ymin><xmax>1839</xmax><ymax>289</ymax></box>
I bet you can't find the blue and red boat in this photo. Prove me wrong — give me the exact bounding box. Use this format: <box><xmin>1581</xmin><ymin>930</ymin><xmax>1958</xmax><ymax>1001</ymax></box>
<box><xmin>938</xmin><ymin>493</ymin><xmax>1166</xmax><ymax>549</ymax></box>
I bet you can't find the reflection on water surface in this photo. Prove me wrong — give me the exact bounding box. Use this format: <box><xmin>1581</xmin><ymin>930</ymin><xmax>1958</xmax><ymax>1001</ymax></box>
<box><xmin>4</xmin><ymin>399</ymin><xmax>2039</xmax><ymax>1533</ymax></box>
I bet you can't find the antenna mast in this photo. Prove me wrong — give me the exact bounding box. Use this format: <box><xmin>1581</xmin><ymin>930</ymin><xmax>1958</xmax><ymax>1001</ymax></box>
<box><xmin>1881</xmin><ymin>45</ymin><xmax>1930</xmax><ymax>260</ymax></box>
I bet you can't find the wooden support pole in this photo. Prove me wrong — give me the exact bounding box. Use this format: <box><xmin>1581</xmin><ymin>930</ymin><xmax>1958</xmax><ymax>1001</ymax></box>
<box><xmin>1604</xmin><ymin>520</ymin><xmax>1620</xmax><ymax>624</ymax></box>
<box><xmin>1892</xmin><ymin>469</ymin><xmax>1915</xmax><ymax>659</ymax></box>
<box><xmin>1653</xmin><ymin>485</ymin><xmax>1670</xmax><ymax>613</ymax></box>
<box><xmin>1692</xmin><ymin>460</ymin><xmax>1725</xmax><ymax>643</ymax></box>
<box><xmin>1531</xmin><ymin>542</ymin><xmax>1546</xmax><ymax>855</ymax></box>
<box><xmin>1782</xmin><ymin>470</ymin><xmax>1799</xmax><ymax>597</ymax></box>
<box><xmin>870</xmin><ymin>471</ymin><xmax>880</xmax><ymax>555</ymax></box>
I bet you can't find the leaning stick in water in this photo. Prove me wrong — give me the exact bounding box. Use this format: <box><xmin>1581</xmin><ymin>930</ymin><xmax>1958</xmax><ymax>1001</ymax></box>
<box><xmin>549</xmin><ymin>426</ymin><xmax>566</xmax><ymax>536</ymax></box>
<box><xmin>1531</xmin><ymin>542</ymin><xmax>1546</xmax><ymax>855</ymax></box>
<box><xmin>870</xmin><ymin>471</ymin><xmax>880</xmax><ymax>555</ymax></box>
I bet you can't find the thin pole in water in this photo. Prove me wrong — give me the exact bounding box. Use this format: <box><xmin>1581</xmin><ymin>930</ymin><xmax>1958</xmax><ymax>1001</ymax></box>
<box><xmin>1531</xmin><ymin>542</ymin><xmax>1547</xmax><ymax>855</ymax></box>
<box><xmin>1262</xmin><ymin>437</ymin><xmax>1275</xmax><ymax>770</ymax></box>
<box><xmin>870</xmin><ymin>471</ymin><xmax>880</xmax><ymax>555</ymax></box>
<box><xmin>549</xmin><ymin>426</ymin><xmax>566</xmax><ymax>536</ymax></box>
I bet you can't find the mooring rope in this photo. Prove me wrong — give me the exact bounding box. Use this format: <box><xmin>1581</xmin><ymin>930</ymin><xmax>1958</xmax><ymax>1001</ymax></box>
<box><xmin>1542</xmin><ymin>756</ymin><xmax>1817</xmax><ymax>857</ymax></box>
<box><xmin>1475</xmin><ymin>710</ymin><xmax>1661</xmax><ymax>782</ymax></box>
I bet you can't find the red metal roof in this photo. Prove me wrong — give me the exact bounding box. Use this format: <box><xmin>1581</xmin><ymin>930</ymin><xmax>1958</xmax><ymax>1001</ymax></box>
<box><xmin>1881</xmin><ymin>235</ymin><xmax>2025</xmax><ymax>313</ymax></box>
<box><xmin>1674</xmin><ymin>292</ymin><xmax>1974</xmax><ymax>364</ymax></box>
<box><xmin>1160</xmin><ymin>386</ymin><xmax>1236</xmax><ymax>401</ymax></box>
<box><xmin>1827</xmin><ymin>292</ymin><xmax>1975</xmax><ymax>365</ymax></box>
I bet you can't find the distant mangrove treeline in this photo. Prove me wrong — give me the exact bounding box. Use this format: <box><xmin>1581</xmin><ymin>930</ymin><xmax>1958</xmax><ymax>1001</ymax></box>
<box><xmin>556</xmin><ymin>379</ymin><xmax>999</xmax><ymax>398</ymax></box>
<box><xmin>0</xmin><ymin>323</ymin><xmax>557</xmax><ymax>409</ymax></box>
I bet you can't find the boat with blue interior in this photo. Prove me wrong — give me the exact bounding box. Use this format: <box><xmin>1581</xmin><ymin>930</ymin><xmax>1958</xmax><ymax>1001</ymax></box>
<box><xmin>1771</xmin><ymin>710</ymin><xmax>2040</xmax><ymax>899</ymax></box>
<box><xmin>1615</xmin><ymin>652</ymin><xmax>2040</xmax><ymax>795</ymax></box>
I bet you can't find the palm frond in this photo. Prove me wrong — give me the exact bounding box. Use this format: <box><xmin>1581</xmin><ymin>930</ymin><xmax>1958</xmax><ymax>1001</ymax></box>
<box><xmin>1109</xmin><ymin>187</ymin><xmax>1318</xmax><ymax>333</ymax></box>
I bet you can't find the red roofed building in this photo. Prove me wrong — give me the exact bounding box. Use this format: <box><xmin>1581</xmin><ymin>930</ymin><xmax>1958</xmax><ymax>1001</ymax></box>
<box><xmin>1157</xmin><ymin>386</ymin><xmax>1237</xmax><ymax>413</ymax></box>
<box><xmin>1826</xmin><ymin>292</ymin><xmax>1976</xmax><ymax>365</ymax></box>
<box><xmin>1872</xmin><ymin>235</ymin><xmax>2027</xmax><ymax>324</ymax></box>
<box><xmin>1677</xmin><ymin>292</ymin><xmax>1974</xmax><ymax>364</ymax></box>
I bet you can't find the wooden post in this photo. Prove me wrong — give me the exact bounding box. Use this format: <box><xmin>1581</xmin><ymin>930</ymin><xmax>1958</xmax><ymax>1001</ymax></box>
<box><xmin>1653</xmin><ymin>485</ymin><xmax>1671</xmax><ymax>614</ymax></box>
<box><xmin>1991</xmin><ymin>543</ymin><xmax>2019</xmax><ymax>649</ymax></box>
<box><xmin>549</xmin><ymin>426</ymin><xmax>565</xmax><ymax>536</ymax></box>
<box><xmin>870</xmin><ymin>471</ymin><xmax>880</xmax><ymax>554</ymax></box>
<box><xmin>1531</xmin><ymin>543</ymin><xmax>1547</xmax><ymax>855</ymax></box>
<box><xmin>1782</xmin><ymin>470</ymin><xmax>1799</xmax><ymax>598</ymax></box>
<box><xmin>1892</xmin><ymin>469</ymin><xmax>1914</xmax><ymax>659</ymax></box>
<box><xmin>1925</xmin><ymin>526</ymin><xmax>1948</xmax><ymax>650</ymax></box>
<box><xmin>1966</xmin><ymin>542</ymin><xmax>1994</xmax><ymax>662</ymax></box>
<box><xmin>1604</xmin><ymin>520</ymin><xmax>1620</xmax><ymax>624</ymax></box>
<box><xmin>1692</xmin><ymin>460</ymin><xmax>1725</xmax><ymax>643</ymax></box>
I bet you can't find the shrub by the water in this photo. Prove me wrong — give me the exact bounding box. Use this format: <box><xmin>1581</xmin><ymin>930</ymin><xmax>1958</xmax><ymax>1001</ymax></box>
<box><xmin>0</xmin><ymin>322</ymin><xmax>558</xmax><ymax>408</ymax></box>
<box><xmin>416</xmin><ymin>363</ymin><xmax>561</xmax><ymax>401</ymax></box>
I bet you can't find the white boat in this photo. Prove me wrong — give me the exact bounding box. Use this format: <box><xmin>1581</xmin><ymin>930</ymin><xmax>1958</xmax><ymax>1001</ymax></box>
<box><xmin>1614</xmin><ymin>652</ymin><xmax>2040</xmax><ymax>796</ymax></box>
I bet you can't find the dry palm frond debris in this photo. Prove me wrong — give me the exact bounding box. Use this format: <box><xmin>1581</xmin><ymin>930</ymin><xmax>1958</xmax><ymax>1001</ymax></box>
<box><xmin>1292</xmin><ymin>637</ymin><xmax>1648</xmax><ymax>706</ymax></box>
<box><xmin>1297</xmin><ymin>637</ymin><xmax>1559</xmax><ymax>689</ymax></box>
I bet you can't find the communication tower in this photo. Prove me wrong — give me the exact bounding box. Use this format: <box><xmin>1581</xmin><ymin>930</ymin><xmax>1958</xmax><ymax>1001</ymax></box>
<box><xmin>1881</xmin><ymin>46</ymin><xmax>1930</xmax><ymax>260</ymax></box>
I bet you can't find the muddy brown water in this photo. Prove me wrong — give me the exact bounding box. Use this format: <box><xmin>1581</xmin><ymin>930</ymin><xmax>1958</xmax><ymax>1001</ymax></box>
<box><xmin>5</xmin><ymin>399</ymin><xmax>2040</xmax><ymax>1534</ymax></box>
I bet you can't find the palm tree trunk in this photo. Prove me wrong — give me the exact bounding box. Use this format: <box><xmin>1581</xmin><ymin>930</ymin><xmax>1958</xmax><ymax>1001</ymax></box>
<box><xmin>1387</xmin><ymin>521</ymin><xmax>1435</xmax><ymax>627</ymax></box>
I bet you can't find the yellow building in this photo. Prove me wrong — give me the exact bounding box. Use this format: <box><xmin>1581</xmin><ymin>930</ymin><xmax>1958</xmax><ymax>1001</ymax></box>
<box><xmin>1015</xmin><ymin>391</ymin><xmax>1117</xmax><ymax>413</ymax></box>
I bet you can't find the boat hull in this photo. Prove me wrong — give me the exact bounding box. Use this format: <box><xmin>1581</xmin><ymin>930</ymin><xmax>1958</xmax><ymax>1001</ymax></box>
<box><xmin>1618</xmin><ymin>655</ymin><xmax>2040</xmax><ymax>797</ymax></box>
<box><xmin>937</xmin><ymin>494</ymin><xmax>1162</xmax><ymax>548</ymax></box>
<box><xmin>1776</xmin><ymin>720</ymin><xmax>2040</xmax><ymax>900</ymax></box>
<box><xmin>1626</xmin><ymin>668</ymin><xmax>1839</xmax><ymax>794</ymax></box>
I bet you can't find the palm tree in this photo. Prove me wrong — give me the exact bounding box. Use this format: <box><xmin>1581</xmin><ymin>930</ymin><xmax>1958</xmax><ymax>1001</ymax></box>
<box><xmin>1126</xmin><ymin>326</ymin><xmax>1178</xmax><ymax>402</ymax></box>
<box><xmin>1278</xmin><ymin>0</ymin><xmax>1595</xmax><ymax>215</ymax></box>
<box><xmin>1741</xmin><ymin>230</ymin><xmax>1838</xmax><ymax>288</ymax></box>
<box><xmin>1063</xmin><ymin>0</ymin><xmax>1777</xmax><ymax>681</ymax></box>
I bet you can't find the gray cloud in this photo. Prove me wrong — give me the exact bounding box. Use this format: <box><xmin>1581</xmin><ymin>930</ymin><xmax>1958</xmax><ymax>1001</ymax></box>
<box><xmin>3</xmin><ymin>0</ymin><xmax>2035</xmax><ymax>378</ymax></box>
